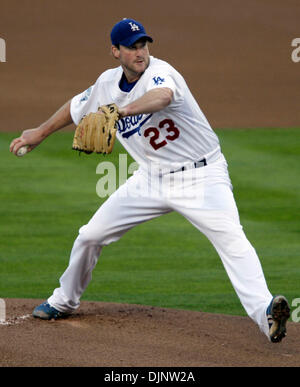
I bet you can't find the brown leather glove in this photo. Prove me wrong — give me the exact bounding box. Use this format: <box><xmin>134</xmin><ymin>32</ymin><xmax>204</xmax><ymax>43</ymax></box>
<box><xmin>72</xmin><ymin>103</ymin><xmax>119</xmax><ymax>154</ymax></box>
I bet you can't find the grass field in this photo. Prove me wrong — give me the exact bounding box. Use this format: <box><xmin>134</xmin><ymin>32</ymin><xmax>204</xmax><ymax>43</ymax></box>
<box><xmin>0</xmin><ymin>128</ymin><xmax>299</xmax><ymax>316</ymax></box>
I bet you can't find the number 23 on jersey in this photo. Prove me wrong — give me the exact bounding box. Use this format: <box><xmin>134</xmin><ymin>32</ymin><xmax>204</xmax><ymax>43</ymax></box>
<box><xmin>144</xmin><ymin>119</ymin><xmax>180</xmax><ymax>150</ymax></box>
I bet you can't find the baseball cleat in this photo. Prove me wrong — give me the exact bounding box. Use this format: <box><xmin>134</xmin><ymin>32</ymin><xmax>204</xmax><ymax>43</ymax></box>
<box><xmin>32</xmin><ymin>301</ymin><xmax>69</xmax><ymax>320</ymax></box>
<box><xmin>266</xmin><ymin>295</ymin><xmax>290</xmax><ymax>343</ymax></box>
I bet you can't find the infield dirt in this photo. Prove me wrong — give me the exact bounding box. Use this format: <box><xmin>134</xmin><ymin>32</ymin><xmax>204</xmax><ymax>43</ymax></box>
<box><xmin>1</xmin><ymin>298</ymin><xmax>300</xmax><ymax>367</ymax></box>
<box><xmin>1</xmin><ymin>0</ymin><xmax>300</xmax><ymax>367</ymax></box>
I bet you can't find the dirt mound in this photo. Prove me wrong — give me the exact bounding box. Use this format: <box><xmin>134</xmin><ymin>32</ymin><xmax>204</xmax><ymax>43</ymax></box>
<box><xmin>0</xmin><ymin>298</ymin><xmax>299</xmax><ymax>367</ymax></box>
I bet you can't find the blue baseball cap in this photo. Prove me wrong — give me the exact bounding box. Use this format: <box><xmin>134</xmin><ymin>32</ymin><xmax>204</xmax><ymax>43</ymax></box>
<box><xmin>111</xmin><ymin>18</ymin><xmax>153</xmax><ymax>47</ymax></box>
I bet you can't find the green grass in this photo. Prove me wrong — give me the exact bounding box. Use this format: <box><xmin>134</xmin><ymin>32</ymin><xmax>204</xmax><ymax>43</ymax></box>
<box><xmin>0</xmin><ymin>128</ymin><xmax>299</xmax><ymax>316</ymax></box>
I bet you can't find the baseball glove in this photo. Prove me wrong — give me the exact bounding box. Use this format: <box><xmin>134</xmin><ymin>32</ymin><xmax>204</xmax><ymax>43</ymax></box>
<box><xmin>72</xmin><ymin>103</ymin><xmax>119</xmax><ymax>154</ymax></box>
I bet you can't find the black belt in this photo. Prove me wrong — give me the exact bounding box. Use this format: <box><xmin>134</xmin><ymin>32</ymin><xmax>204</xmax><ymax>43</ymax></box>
<box><xmin>170</xmin><ymin>158</ymin><xmax>207</xmax><ymax>174</ymax></box>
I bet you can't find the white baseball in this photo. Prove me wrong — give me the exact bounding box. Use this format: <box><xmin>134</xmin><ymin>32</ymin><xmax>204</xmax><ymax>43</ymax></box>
<box><xmin>16</xmin><ymin>145</ymin><xmax>29</xmax><ymax>157</ymax></box>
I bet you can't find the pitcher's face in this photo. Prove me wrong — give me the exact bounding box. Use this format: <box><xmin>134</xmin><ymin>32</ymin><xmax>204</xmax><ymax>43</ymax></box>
<box><xmin>112</xmin><ymin>40</ymin><xmax>150</xmax><ymax>82</ymax></box>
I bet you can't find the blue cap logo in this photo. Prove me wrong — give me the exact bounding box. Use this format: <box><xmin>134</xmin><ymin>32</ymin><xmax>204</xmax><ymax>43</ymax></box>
<box><xmin>111</xmin><ymin>18</ymin><xmax>153</xmax><ymax>47</ymax></box>
<box><xmin>128</xmin><ymin>22</ymin><xmax>140</xmax><ymax>32</ymax></box>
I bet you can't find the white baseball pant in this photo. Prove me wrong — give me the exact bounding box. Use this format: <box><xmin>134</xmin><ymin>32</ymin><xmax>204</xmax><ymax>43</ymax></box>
<box><xmin>48</xmin><ymin>151</ymin><xmax>272</xmax><ymax>337</ymax></box>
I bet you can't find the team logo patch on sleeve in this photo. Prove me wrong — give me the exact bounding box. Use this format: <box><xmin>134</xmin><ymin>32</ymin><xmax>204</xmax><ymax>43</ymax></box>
<box><xmin>153</xmin><ymin>76</ymin><xmax>165</xmax><ymax>85</ymax></box>
<box><xmin>80</xmin><ymin>86</ymin><xmax>93</xmax><ymax>103</ymax></box>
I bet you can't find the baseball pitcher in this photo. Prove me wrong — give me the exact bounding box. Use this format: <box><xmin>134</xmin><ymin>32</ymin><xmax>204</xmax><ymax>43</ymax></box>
<box><xmin>10</xmin><ymin>18</ymin><xmax>290</xmax><ymax>343</ymax></box>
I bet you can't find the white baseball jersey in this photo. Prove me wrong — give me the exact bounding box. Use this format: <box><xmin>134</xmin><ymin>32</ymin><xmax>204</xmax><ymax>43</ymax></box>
<box><xmin>70</xmin><ymin>56</ymin><xmax>220</xmax><ymax>173</ymax></box>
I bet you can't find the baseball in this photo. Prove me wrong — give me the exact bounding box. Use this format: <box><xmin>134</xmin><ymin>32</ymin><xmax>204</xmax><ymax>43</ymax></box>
<box><xmin>16</xmin><ymin>145</ymin><xmax>28</xmax><ymax>157</ymax></box>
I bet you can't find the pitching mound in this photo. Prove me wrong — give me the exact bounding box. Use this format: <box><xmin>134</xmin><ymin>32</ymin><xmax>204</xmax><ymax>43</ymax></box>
<box><xmin>0</xmin><ymin>298</ymin><xmax>299</xmax><ymax>367</ymax></box>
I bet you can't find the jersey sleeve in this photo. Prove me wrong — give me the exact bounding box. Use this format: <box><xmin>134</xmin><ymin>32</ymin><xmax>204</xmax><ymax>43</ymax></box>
<box><xmin>70</xmin><ymin>83</ymin><xmax>100</xmax><ymax>125</ymax></box>
<box><xmin>145</xmin><ymin>68</ymin><xmax>184</xmax><ymax>108</ymax></box>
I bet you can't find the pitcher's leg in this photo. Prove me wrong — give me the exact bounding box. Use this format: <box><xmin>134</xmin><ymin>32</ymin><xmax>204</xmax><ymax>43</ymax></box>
<box><xmin>192</xmin><ymin>210</ymin><xmax>272</xmax><ymax>336</ymax></box>
<box><xmin>169</xmin><ymin>162</ymin><xmax>273</xmax><ymax>337</ymax></box>
<box><xmin>48</xmin><ymin>172</ymin><xmax>170</xmax><ymax>313</ymax></box>
<box><xmin>48</xmin><ymin>237</ymin><xmax>102</xmax><ymax>312</ymax></box>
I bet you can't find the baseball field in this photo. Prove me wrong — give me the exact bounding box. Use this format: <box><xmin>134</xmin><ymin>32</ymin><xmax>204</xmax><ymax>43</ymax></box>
<box><xmin>1</xmin><ymin>0</ymin><xmax>300</xmax><ymax>367</ymax></box>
